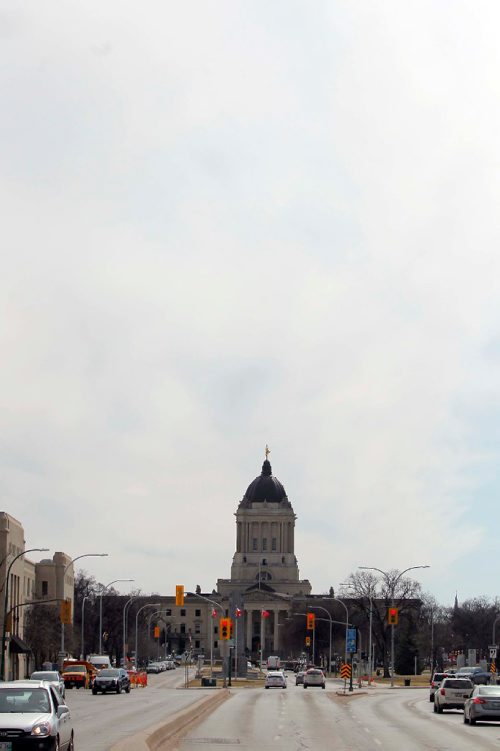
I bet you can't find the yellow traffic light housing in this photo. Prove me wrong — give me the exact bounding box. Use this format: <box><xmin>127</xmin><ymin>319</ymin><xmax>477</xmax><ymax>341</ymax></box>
<box><xmin>175</xmin><ymin>585</ymin><xmax>184</xmax><ymax>606</ymax></box>
<box><xmin>306</xmin><ymin>612</ymin><xmax>315</xmax><ymax>630</ymax></box>
<box><xmin>220</xmin><ymin>617</ymin><xmax>230</xmax><ymax>640</ymax></box>
<box><xmin>60</xmin><ymin>598</ymin><xmax>72</xmax><ymax>624</ymax></box>
<box><xmin>388</xmin><ymin>607</ymin><xmax>399</xmax><ymax>625</ymax></box>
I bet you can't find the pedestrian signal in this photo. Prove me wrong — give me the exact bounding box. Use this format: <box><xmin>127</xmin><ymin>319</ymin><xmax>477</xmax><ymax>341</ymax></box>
<box><xmin>60</xmin><ymin>598</ymin><xmax>72</xmax><ymax>624</ymax></box>
<box><xmin>306</xmin><ymin>612</ymin><xmax>315</xmax><ymax>630</ymax></box>
<box><xmin>220</xmin><ymin>617</ymin><xmax>230</xmax><ymax>640</ymax></box>
<box><xmin>175</xmin><ymin>585</ymin><xmax>184</xmax><ymax>606</ymax></box>
<box><xmin>388</xmin><ymin>607</ymin><xmax>399</xmax><ymax>625</ymax></box>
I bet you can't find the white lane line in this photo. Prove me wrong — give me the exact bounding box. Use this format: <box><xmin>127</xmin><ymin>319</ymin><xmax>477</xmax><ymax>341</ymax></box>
<box><xmin>374</xmin><ymin>739</ymin><xmax>382</xmax><ymax>746</ymax></box>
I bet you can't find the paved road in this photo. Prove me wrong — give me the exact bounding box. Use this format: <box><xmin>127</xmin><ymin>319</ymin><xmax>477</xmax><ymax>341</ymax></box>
<box><xmin>65</xmin><ymin>668</ymin><xmax>206</xmax><ymax>751</ymax></box>
<box><xmin>173</xmin><ymin>681</ymin><xmax>500</xmax><ymax>751</ymax></box>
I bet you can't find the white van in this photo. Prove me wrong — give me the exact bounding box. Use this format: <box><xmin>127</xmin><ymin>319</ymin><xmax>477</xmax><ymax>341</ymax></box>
<box><xmin>88</xmin><ymin>654</ymin><xmax>112</xmax><ymax>671</ymax></box>
<box><xmin>267</xmin><ymin>656</ymin><xmax>281</xmax><ymax>670</ymax></box>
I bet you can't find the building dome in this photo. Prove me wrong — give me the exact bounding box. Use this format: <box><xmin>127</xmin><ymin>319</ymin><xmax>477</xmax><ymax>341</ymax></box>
<box><xmin>242</xmin><ymin>460</ymin><xmax>289</xmax><ymax>504</ymax></box>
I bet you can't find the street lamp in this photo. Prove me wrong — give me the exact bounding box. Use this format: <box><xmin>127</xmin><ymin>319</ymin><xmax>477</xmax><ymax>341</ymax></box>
<box><xmin>323</xmin><ymin>597</ymin><xmax>350</xmax><ymax>664</ymax></box>
<box><xmin>1</xmin><ymin>547</ymin><xmax>49</xmax><ymax>680</ymax></box>
<box><xmin>188</xmin><ymin>591</ymin><xmax>225</xmax><ymax>686</ymax></box>
<box><xmin>99</xmin><ymin>579</ymin><xmax>134</xmax><ymax>654</ymax></box>
<box><xmin>309</xmin><ymin>606</ymin><xmax>333</xmax><ymax>675</ymax></box>
<box><xmin>359</xmin><ymin>565</ymin><xmax>430</xmax><ymax>687</ymax></box>
<box><xmin>81</xmin><ymin>595</ymin><xmax>90</xmax><ymax>660</ymax></box>
<box><xmin>135</xmin><ymin>603</ymin><xmax>161</xmax><ymax>668</ymax></box>
<box><xmin>60</xmin><ymin>553</ymin><xmax>108</xmax><ymax>656</ymax></box>
<box><xmin>122</xmin><ymin>596</ymin><xmax>140</xmax><ymax>667</ymax></box>
<box><xmin>341</xmin><ymin>580</ymin><xmax>375</xmax><ymax>684</ymax></box>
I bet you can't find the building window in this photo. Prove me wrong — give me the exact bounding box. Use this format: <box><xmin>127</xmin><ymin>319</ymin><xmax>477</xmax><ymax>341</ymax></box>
<box><xmin>195</xmin><ymin>624</ymin><xmax>201</xmax><ymax>634</ymax></box>
<box><xmin>195</xmin><ymin>609</ymin><xmax>201</xmax><ymax>617</ymax></box>
<box><xmin>252</xmin><ymin>538</ymin><xmax>258</xmax><ymax>551</ymax></box>
<box><xmin>195</xmin><ymin>640</ymin><xmax>200</xmax><ymax>649</ymax></box>
<box><xmin>180</xmin><ymin>624</ymin><xmax>186</xmax><ymax>634</ymax></box>
<box><xmin>180</xmin><ymin>609</ymin><xmax>186</xmax><ymax>617</ymax></box>
<box><xmin>243</xmin><ymin>556</ymin><xmax>247</xmax><ymax>562</ymax></box>
<box><xmin>165</xmin><ymin>609</ymin><xmax>171</xmax><ymax>616</ymax></box>
<box><xmin>214</xmin><ymin>640</ymin><xmax>218</xmax><ymax>648</ymax></box>
<box><xmin>282</xmin><ymin>556</ymin><xmax>285</xmax><ymax>563</ymax></box>
<box><xmin>272</xmin><ymin>537</ymin><xmax>277</xmax><ymax>551</ymax></box>
<box><xmin>41</xmin><ymin>581</ymin><xmax>48</xmax><ymax>597</ymax></box>
<box><xmin>262</xmin><ymin>538</ymin><xmax>267</xmax><ymax>551</ymax></box>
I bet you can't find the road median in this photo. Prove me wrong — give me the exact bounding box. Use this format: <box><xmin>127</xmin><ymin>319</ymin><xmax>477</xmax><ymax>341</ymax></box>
<box><xmin>110</xmin><ymin>689</ymin><xmax>230</xmax><ymax>751</ymax></box>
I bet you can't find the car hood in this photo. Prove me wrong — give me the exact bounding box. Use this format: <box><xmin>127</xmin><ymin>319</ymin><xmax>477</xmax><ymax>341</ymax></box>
<box><xmin>0</xmin><ymin>711</ymin><xmax>51</xmax><ymax>730</ymax></box>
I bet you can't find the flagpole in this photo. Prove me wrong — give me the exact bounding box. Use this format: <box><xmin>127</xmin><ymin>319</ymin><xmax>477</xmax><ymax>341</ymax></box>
<box><xmin>235</xmin><ymin>613</ymin><xmax>238</xmax><ymax>678</ymax></box>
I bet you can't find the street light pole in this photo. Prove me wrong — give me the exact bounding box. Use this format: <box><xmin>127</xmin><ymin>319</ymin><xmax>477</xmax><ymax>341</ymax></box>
<box><xmin>122</xmin><ymin>596</ymin><xmax>139</xmax><ymax>667</ymax></box>
<box><xmin>135</xmin><ymin>603</ymin><xmax>160</xmax><ymax>669</ymax></box>
<box><xmin>60</xmin><ymin>553</ymin><xmax>108</xmax><ymax>657</ymax></box>
<box><xmin>359</xmin><ymin>565</ymin><xmax>430</xmax><ymax>687</ymax></box>
<box><xmin>81</xmin><ymin>595</ymin><xmax>89</xmax><ymax>660</ymax></box>
<box><xmin>188</xmin><ymin>592</ymin><xmax>225</xmax><ymax>687</ymax></box>
<box><xmin>309</xmin><ymin>606</ymin><xmax>333</xmax><ymax>675</ymax></box>
<box><xmin>99</xmin><ymin>578</ymin><xmax>134</xmax><ymax>654</ymax></box>
<box><xmin>1</xmin><ymin>547</ymin><xmax>49</xmax><ymax>680</ymax></box>
<box><xmin>323</xmin><ymin>597</ymin><xmax>350</xmax><ymax>664</ymax></box>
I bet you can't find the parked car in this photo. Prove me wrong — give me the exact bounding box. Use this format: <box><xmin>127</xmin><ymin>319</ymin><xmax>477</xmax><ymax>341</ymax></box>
<box><xmin>433</xmin><ymin>677</ymin><xmax>473</xmax><ymax>713</ymax></box>
<box><xmin>30</xmin><ymin>670</ymin><xmax>65</xmax><ymax>699</ymax></box>
<box><xmin>429</xmin><ymin>672</ymin><xmax>451</xmax><ymax>703</ymax></box>
<box><xmin>455</xmin><ymin>666</ymin><xmax>491</xmax><ymax>685</ymax></box>
<box><xmin>265</xmin><ymin>671</ymin><xmax>287</xmax><ymax>689</ymax></box>
<box><xmin>296</xmin><ymin>671</ymin><xmax>305</xmax><ymax>686</ymax></box>
<box><xmin>0</xmin><ymin>680</ymin><xmax>74</xmax><ymax>749</ymax></box>
<box><xmin>92</xmin><ymin>668</ymin><xmax>131</xmax><ymax>695</ymax></box>
<box><xmin>464</xmin><ymin>684</ymin><xmax>500</xmax><ymax>725</ymax></box>
<box><xmin>303</xmin><ymin>668</ymin><xmax>326</xmax><ymax>689</ymax></box>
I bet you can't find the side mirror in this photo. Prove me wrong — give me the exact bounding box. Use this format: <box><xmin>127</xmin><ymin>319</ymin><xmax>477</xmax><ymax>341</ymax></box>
<box><xmin>57</xmin><ymin>705</ymin><xmax>69</xmax><ymax>718</ymax></box>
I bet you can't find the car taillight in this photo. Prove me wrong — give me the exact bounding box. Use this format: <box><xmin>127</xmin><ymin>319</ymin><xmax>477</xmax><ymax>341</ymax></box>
<box><xmin>473</xmin><ymin>697</ymin><xmax>487</xmax><ymax>704</ymax></box>
<box><xmin>431</xmin><ymin>682</ymin><xmax>436</xmax><ymax>688</ymax></box>
<box><xmin>440</xmin><ymin>688</ymin><xmax>445</xmax><ymax>695</ymax></box>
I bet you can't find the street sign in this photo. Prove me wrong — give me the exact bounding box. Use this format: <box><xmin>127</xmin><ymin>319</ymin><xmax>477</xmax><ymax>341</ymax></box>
<box><xmin>489</xmin><ymin>646</ymin><xmax>498</xmax><ymax>659</ymax></box>
<box><xmin>341</xmin><ymin>663</ymin><xmax>351</xmax><ymax>679</ymax></box>
<box><xmin>346</xmin><ymin>628</ymin><xmax>357</xmax><ymax>654</ymax></box>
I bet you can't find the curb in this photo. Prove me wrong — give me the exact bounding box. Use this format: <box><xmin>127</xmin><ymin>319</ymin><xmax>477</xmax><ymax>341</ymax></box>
<box><xmin>110</xmin><ymin>689</ymin><xmax>230</xmax><ymax>751</ymax></box>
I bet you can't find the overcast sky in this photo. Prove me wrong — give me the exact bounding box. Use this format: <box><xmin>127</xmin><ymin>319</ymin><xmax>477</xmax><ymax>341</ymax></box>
<box><xmin>2</xmin><ymin>0</ymin><xmax>500</xmax><ymax>606</ymax></box>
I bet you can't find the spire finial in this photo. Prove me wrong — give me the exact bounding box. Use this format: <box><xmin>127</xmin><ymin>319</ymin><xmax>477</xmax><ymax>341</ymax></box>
<box><xmin>265</xmin><ymin>444</ymin><xmax>270</xmax><ymax>460</ymax></box>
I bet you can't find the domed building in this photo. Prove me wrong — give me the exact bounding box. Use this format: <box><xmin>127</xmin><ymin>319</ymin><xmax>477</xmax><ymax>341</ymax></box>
<box><xmin>217</xmin><ymin>455</ymin><xmax>311</xmax><ymax>658</ymax></box>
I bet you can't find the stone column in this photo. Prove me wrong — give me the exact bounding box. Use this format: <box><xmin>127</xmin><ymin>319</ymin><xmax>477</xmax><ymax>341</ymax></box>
<box><xmin>246</xmin><ymin>608</ymin><xmax>253</xmax><ymax>651</ymax></box>
<box><xmin>273</xmin><ymin>610</ymin><xmax>280</xmax><ymax>651</ymax></box>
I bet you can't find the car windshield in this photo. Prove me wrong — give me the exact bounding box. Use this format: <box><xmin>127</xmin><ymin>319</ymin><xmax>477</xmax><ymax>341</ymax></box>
<box><xmin>64</xmin><ymin>665</ymin><xmax>85</xmax><ymax>673</ymax></box>
<box><xmin>0</xmin><ymin>688</ymin><xmax>50</xmax><ymax>713</ymax></box>
<box><xmin>98</xmin><ymin>669</ymin><xmax>119</xmax><ymax>677</ymax></box>
<box><xmin>30</xmin><ymin>672</ymin><xmax>58</xmax><ymax>681</ymax></box>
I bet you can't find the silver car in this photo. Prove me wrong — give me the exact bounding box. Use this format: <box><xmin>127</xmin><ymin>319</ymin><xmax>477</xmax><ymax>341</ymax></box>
<box><xmin>464</xmin><ymin>685</ymin><xmax>500</xmax><ymax>725</ymax></box>
<box><xmin>303</xmin><ymin>668</ymin><xmax>326</xmax><ymax>689</ymax></box>
<box><xmin>434</xmin><ymin>677</ymin><xmax>473</xmax><ymax>713</ymax></box>
<box><xmin>30</xmin><ymin>670</ymin><xmax>65</xmax><ymax>699</ymax></box>
<box><xmin>0</xmin><ymin>680</ymin><xmax>74</xmax><ymax>749</ymax></box>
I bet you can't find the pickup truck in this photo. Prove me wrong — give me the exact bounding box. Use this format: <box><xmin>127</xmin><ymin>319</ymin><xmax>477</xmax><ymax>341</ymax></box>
<box><xmin>62</xmin><ymin>660</ymin><xmax>98</xmax><ymax>690</ymax></box>
<box><xmin>455</xmin><ymin>666</ymin><xmax>492</xmax><ymax>685</ymax></box>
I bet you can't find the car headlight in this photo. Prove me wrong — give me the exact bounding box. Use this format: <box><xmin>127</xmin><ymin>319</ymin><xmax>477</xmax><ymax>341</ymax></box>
<box><xmin>32</xmin><ymin>722</ymin><xmax>52</xmax><ymax>737</ymax></box>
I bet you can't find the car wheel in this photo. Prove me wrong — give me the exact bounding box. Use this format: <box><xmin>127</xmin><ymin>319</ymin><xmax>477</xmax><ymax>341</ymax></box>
<box><xmin>322</xmin><ymin>684</ymin><xmax>325</xmax><ymax>689</ymax></box>
<box><xmin>433</xmin><ymin>703</ymin><xmax>437</xmax><ymax>713</ymax></box>
<box><xmin>429</xmin><ymin>696</ymin><xmax>434</xmax><ymax>703</ymax></box>
<box><xmin>126</xmin><ymin>686</ymin><xmax>131</xmax><ymax>693</ymax></box>
<box><xmin>68</xmin><ymin>731</ymin><xmax>74</xmax><ymax>751</ymax></box>
<box><xmin>92</xmin><ymin>689</ymin><xmax>97</xmax><ymax>695</ymax></box>
<box><xmin>463</xmin><ymin>713</ymin><xmax>468</xmax><ymax>724</ymax></box>
<box><xmin>437</xmin><ymin>705</ymin><xmax>444</xmax><ymax>713</ymax></box>
<box><xmin>117</xmin><ymin>685</ymin><xmax>122</xmax><ymax>694</ymax></box>
<box><xmin>265</xmin><ymin>686</ymin><xmax>269</xmax><ymax>689</ymax></box>
<box><xmin>54</xmin><ymin>736</ymin><xmax>60</xmax><ymax>751</ymax></box>
<box><xmin>469</xmin><ymin>714</ymin><xmax>476</xmax><ymax>726</ymax></box>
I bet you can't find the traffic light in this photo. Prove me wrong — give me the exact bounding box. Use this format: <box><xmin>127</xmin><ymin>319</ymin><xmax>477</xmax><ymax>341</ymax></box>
<box><xmin>388</xmin><ymin>607</ymin><xmax>399</xmax><ymax>625</ymax></box>
<box><xmin>220</xmin><ymin>617</ymin><xmax>230</xmax><ymax>640</ymax></box>
<box><xmin>175</xmin><ymin>585</ymin><xmax>184</xmax><ymax>606</ymax></box>
<box><xmin>229</xmin><ymin>618</ymin><xmax>233</xmax><ymax>639</ymax></box>
<box><xmin>307</xmin><ymin>612</ymin><xmax>315</xmax><ymax>630</ymax></box>
<box><xmin>60</xmin><ymin>598</ymin><xmax>72</xmax><ymax>624</ymax></box>
<box><xmin>305</xmin><ymin>636</ymin><xmax>311</xmax><ymax>646</ymax></box>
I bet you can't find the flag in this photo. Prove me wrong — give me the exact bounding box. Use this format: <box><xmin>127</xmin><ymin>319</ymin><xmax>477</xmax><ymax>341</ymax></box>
<box><xmin>261</xmin><ymin>609</ymin><xmax>270</xmax><ymax>618</ymax></box>
<box><xmin>211</xmin><ymin>609</ymin><xmax>217</xmax><ymax>618</ymax></box>
<box><xmin>235</xmin><ymin>607</ymin><xmax>242</xmax><ymax>617</ymax></box>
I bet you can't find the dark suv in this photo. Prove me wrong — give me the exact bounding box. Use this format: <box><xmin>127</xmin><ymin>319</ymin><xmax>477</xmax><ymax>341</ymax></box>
<box><xmin>92</xmin><ymin>668</ymin><xmax>131</xmax><ymax>695</ymax></box>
